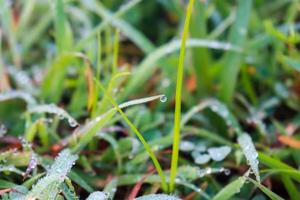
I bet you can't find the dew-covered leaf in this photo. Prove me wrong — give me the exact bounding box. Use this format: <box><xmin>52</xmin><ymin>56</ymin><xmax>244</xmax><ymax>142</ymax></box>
<box><xmin>0</xmin><ymin>90</ymin><xmax>36</xmax><ymax>107</ymax></box>
<box><xmin>237</xmin><ymin>133</ymin><xmax>260</xmax><ymax>182</ymax></box>
<box><xmin>28</xmin><ymin>104</ymin><xmax>78</xmax><ymax>127</ymax></box>
<box><xmin>27</xmin><ymin>149</ymin><xmax>78</xmax><ymax>199</ymax></box>
<box><xmin>0</xmin><ymin>165</ymin><xmax>24</xmax><ymax>175</ymax></box>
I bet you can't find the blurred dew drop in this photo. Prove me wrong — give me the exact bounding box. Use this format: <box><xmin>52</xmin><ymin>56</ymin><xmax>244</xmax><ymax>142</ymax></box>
<box><xmin>207</xmin><ymin>145</ymin><xmax>232</xmax><ymax>161</ymax></box>
<box><xmin>159</xmin><ymin>95</ymin><xmax>167</xmax><ymax>103</ymax></box>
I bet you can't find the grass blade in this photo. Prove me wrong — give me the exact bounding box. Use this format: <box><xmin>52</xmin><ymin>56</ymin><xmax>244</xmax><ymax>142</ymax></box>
<box><xmin>238</xmin><ymin>133</ymin><xmax>260</xmax><ymax>182</ymax></box>
<box><xmin>212</xmin><ymin>177</ymin><xmax>246</xmax><ymax>200</ymax></box>
<box><xmin>169</xmin><ymin>0</ymin><xmax>195</xmax><ymax>192</ymax></box>
<box><xmin>94</xmin><ymin>80</ymin><xmax>168</xmax><ymax>192</ymax></box>
<box><xmin>54</xmin><ymin>0</ymin><xmax>67</xmax><ymax>54</ymax></box>
<box><xmin>219</xmin><ymin>0</ymin><xmax>253</xmax><ymax>103</ymax></box>
<box><xmin>246</xmin><ymin>177</ymin><xmax>284</xmax><ymax>200</ymax></box>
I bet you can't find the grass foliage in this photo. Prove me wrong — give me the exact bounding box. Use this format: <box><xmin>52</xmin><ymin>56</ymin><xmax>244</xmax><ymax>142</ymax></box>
<box><xmin>0</xmin><ymin>0</ymin><xmax>300</xmax><ymax>199</ymax></box>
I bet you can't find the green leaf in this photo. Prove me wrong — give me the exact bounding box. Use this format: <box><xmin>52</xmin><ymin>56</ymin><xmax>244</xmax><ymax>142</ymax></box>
<box><xmin>212</xmin><ymin>177</ymin><xmax>246</xmax><ymax>200</ymax></box>
<box><xmin>246</xmin><ymin>177</ymin><xmax>284</xmax><ymax>200</ymax></box>
<box><xmin>219</xmin><ymin>0</ymin><xmax>253</xmax><ymax>103</ymax></box>
<box><xmin>238</xmin><ymin>134</ymin><xmax>260</xmax><ymax>182</ymax></box>
<box><xmin>55</xmin><ymin>0</ymin><xmax>67</xmax><ymax>54</ymax></box>
<box><xmin>170</xmin><ymin>0</ymin><xmax>195</xmax><ymax>192</ymax></box>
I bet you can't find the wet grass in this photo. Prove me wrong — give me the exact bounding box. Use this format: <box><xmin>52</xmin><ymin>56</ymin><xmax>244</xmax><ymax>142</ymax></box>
<box><xmin>0</xmin><ymin>0</ymin><xmax>300</xmax><ymax>199</ymax></box>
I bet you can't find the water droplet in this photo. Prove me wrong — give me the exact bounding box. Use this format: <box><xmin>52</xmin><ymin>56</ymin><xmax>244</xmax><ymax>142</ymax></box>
<box><xmin>162</xmin><ymin>79</ymin><xmax>171</xmax><ymax>87</ymax></box>
<box><xmin>224</xmin><ymin>169</ymin><xmax>231</xmax><ymax>175</ymax></box>
<box><xmin>179</xmin><ymin>141</ymin><xmax>195</xmax><ymax>152</ymax></box>
<box><xmin>207</xmin><ymin>146</ymin><xmax>231</xmax><ymax>161</ymax></box>
<box><xmin>28</xmin><ymin>104</ymin><xmax>78</xmax><ymax>128</ymax></box>
<box><xmin>159</xmin><ymin>95</ymin><xmax>167</xmax><ymax>103</ymax></box>
<box><xmin>194</xmin><ymin>143</ymin><xmax>206</xmax><ymax>152</ymax></box>
<box><xmin>193</xmin><ymin>153</ymin><xmax>210</xmax><ymax>165</ymax></box>
<box><xmin>68</xmin><ymin>119</ymin><xmax>78</xmax><ymax>127</ymax></box>
<box><xmin>0</xmin><ymin>124</ymin><xmax>7</xmax><ymax>137</ymax></box>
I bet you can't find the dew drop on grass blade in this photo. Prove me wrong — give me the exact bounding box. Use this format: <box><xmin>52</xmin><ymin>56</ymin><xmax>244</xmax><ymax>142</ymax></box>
<box><xmin>28</xmin><ymin>104</ymin><xmax>79</xmax><ymax>127</ymax></box>
<box><xmin>193</xmin><ymin>153</ymin><xmax>211</xmax><ymax>165</ymax></box>
<box><xmin>179</xmin><ymin>140</ymin><xmax>195</xmax><ymax>152</ymax></box>
<box><xmin>207</xmin><ymin>146</ymin><xmax>232</xmax><ymax>162</ymax></box>
<box><xmin>237</xmin><ymin>133</ymin><xmax>260</xmax><ymax>182</ymax></box>
<box><xmin>0</xmin><ymin>124</ymin><xmax>7</xmax><ymax>137</ymax></box>
<box><xmin>0</xmin><ymin>90</ymin><xmax>36</xmax><ymax>107</ymax></box>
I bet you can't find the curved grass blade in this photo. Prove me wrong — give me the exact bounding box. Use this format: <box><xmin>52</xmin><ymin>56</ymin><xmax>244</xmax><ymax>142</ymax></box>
<box><xmin>95</xmin><ymin>80</ymin><xmax>168</xmax><ymax>192</ymax></box>
<box><xmin>28</xmin><ymin>104</ymin><xmax>78</xmax><ymax>127</ymax></box>
<box><xmin>0</xmin><ymin>90</ymin><xmax>36</xmax><ymax>108</ymax></box>
<box><xmin>70</xmin><ymin>93</ymin><xmax>166</xmax><ymax>153</ymax></box>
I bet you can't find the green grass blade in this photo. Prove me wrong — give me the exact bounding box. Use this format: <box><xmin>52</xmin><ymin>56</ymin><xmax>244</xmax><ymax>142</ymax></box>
<box><xmin>190</xmin><ymin>0</ymin><xmax>211</xmax><ymax>96</ymax></box>
<box><xmin>246</xmin><ymin>177</ymin><xmax>284</xmax><ymax>200</ymax></box>
<box><xmin>219</xmin><ymin>0</ymin><xmax>253</xmax><ymax>103</ymax></box>
<box><xmin>212</xmin><ymin>177</ymin><xmax>246</xmax><ymax>200</ymax></box>
<box><xmin>55</xmin><ymin>0</ymin><xmax>67</xmax><ymax>54</ymax></box>
<box><xmin>68</xmin><ymin>171</ymin><xmax>94</xmax><ymax>193</ymax></box>
<box><xmin>94</xmin><ymin>80</ymin><xmax>168</xmax><ymax>192</ymax></box>
<box><xmin>281</xmin><ymin>176</ymin><xmax>300</xmax><ymax>200</ymax></box>
<box><xmin>169</xmin><ymin>0</ymin><xmax>195</xmax><ymax>192</ymax></box>
<box><xmin>112</xmin><ymin>29</ymin><xmax>120</xmax><ymax>74</ymax></box>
